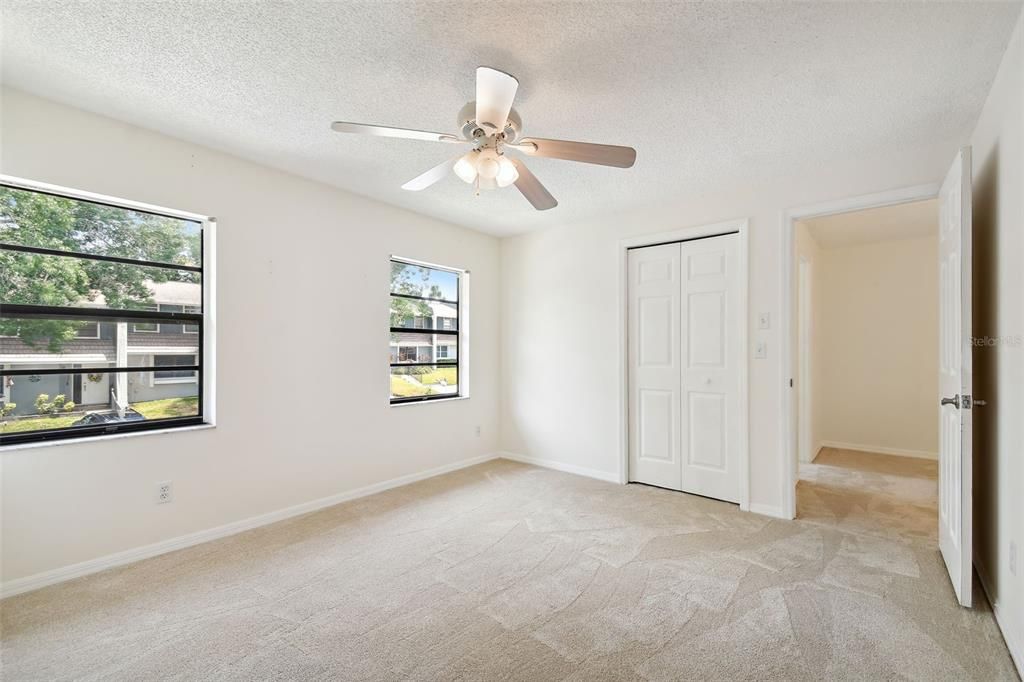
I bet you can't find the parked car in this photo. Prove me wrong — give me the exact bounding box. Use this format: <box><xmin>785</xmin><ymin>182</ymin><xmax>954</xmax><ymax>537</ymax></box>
<box><xmin>72</xmin><ymin>409</ymin><xmax>146</xmax><ymax>426</ymax></box>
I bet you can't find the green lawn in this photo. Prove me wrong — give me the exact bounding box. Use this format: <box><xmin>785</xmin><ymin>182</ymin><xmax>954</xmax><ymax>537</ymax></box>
<box><xmin>390</xmin><ymin>367</ymin><xmax>458</xmax><ymax>399</ymax></box>
<box><xmin>132</xmin><ymin>396</ymin><xmax>199</xmax><ymax>419</ymax></box>
<box><xmin>417</xmin><ymin>367</ymin><xmax>457</xmax><ymax>386</ymax></box>
<box><xmin>0</xmin><ymin>414</ymin><xmax>80</xmax><ymax>434</ymax></box>
<box><xmin>390</xmin><ymin>375</ymin><xmax>429</xmax><ymax>397</ymax></box>
<box><xmin>0</xmin><ymin>396</ymin><xmax>199</xmax><ymax>434</ymax></box>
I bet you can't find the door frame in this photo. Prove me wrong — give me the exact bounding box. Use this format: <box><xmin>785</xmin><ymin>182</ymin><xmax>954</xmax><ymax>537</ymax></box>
<box><xmin>778</xmin><ymin>183</ymin><xmax>939</xmax><ymax>519</ymax></box>
<box><xmin>618</xmin><ymin>218</ymin><xmax>750</xmax><ymax>511</ymax></box>
<box><xmin>797</xmin><ymin>256</ymin><xmax>813</xmax><ymax>465</ymax></box>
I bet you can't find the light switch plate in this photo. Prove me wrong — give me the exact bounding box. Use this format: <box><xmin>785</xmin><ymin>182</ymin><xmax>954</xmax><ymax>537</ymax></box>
<box><xmin>755</xmin><ymin>341</ymin><xmax>767</xmax><ymax>359</ymax></box>
<box><xmin>758</xmin><ymin>313</ymin><xmax>771</xmax><ymax>330</ymax></box>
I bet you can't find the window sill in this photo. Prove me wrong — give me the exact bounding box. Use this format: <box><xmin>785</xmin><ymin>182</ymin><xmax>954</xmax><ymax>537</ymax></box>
<box><xmin>389</xmin><ymin>395</ymin><xmax>468</xmax><ymax>408</ymax></box>
<box><xmin>0</xmin><ymin>422</ymin><xmax>215</xmax><ymax>452</ymax></box>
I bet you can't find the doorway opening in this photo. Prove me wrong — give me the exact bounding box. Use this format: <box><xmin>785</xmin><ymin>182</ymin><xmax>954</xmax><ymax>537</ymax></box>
<box><xmin>791</xmin><ymin>198</ymin><xmax>941</xmax><ymax>543</ymax></box>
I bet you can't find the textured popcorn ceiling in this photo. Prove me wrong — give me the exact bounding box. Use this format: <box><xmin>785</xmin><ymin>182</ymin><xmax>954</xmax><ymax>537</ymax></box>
<box><xmin>1</xmin><ymin>1</ymin><xmax>1020</xmax><ymax>236</ymax></box>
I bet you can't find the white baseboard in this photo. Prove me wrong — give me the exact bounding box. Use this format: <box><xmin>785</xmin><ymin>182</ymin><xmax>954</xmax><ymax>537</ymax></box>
<box><xmin>818</xmin><ymin>440</ymin><xmax>937</xmax><ymax>460</ymax></box>
<box><xmin>0</xmin><ymin>452</ymin><xmax>499</xmax><ymax>600</ymax></box>
<box><xmin>498</xmin><ymin>451</ymin><xmax>621</xmax><ymax>484</ymax></box>
<box><xmin>748</xmin><ymin>502</ymin><xmax>791</xmax><ymax>520</ymax></box>
<box><xmin>975</xmin><ymin>555</ymin><xmax>1024</xmax><ymax>677</ymax></box>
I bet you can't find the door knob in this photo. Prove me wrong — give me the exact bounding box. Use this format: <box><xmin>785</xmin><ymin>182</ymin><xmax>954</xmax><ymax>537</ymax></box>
<box><xmin>940</xmin><ymin>395</ymin><xmax>960</xmax><ymax>409</ymax></box>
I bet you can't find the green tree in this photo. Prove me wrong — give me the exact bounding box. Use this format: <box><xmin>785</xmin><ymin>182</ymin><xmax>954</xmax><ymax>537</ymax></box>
<box><xmin>0</xmin><ymin>187</ymin><xmax>200</xmax><ymax>351</ymax></box>
<box><xmin>389</xmin><ymin>262</ymin><xmax>436</xmax><ymax>329</ymax></box>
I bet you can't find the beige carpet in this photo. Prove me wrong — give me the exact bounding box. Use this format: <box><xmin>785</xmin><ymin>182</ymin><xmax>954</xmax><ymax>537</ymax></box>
<box><xmin>1</xmin><ymin>453</ymin><xmax>1018</xmax><ymax>681</ymax></box>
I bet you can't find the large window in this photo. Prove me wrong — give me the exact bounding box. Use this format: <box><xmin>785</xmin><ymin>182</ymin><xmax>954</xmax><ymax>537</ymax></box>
<box><xmin>389</xmin><ymin>258</ymin><xmax>463</xmax><ymax>404</ymax></box>
<box><xmin>0</xmin><ymin>179</ymin><xmax>211</xmax><ymax>445</ymax></box>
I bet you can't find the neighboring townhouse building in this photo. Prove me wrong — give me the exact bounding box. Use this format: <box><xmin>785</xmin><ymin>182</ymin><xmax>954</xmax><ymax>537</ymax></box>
<box><xmin>0</xmin><ymin>281</ymin><xmax>200</xmax><ymax>416</ymax></box>
<box><xmin>388</xmin><ymin>299</ymin><xmax>458</xmax><ymax>364</ymax></box>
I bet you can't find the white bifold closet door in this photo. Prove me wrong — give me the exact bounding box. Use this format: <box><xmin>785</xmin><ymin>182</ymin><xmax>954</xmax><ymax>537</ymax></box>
<box><xmin>628</xmin><ymin>233</ymin><xmax>741</xmax><ymax>503</ymax></box>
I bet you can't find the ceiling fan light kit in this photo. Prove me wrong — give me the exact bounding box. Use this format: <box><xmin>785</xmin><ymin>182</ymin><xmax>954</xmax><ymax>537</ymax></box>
<box><xmin>330</xmin><ymin>67</ymin><xmax>637</xmax><ymax>211</ymax></box>
<box><xmin>453</xmin><ymin>149</ymin><xmax>519</xmax><ymax>189</ymax></box>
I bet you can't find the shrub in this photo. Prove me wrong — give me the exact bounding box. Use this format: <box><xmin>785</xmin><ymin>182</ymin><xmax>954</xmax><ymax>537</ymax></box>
<box><xmin>35</xmin><ymin>393</ymin><xmax>75</xmax><ymax>416</ymax></box>
<box><xmin>0</xmin><ymin>403</ymin><xmax>16</xmax><ymax>418</ymax></box>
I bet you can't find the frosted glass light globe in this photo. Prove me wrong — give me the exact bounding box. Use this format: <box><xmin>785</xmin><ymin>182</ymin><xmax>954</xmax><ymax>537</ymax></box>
<box><xmin>477</xmin><ymin>156</ymin><xmax>500</xmax><ymax>180</ymax></box>
<box><xmin>495</xmin><ymin>156</ymin><xmax>519</xmax><ymax>187</ymax></box>
<box><xmin>453</xmin><ymin>153</ymin><xmax>478</xmax><ymax>184</ymax></box>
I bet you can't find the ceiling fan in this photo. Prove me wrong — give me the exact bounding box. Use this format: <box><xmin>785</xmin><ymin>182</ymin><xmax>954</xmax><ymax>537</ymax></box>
<box><xmin>330</xmin><ymin>67</ymin><xmax>637</xmax><ymax>211</ymax></box>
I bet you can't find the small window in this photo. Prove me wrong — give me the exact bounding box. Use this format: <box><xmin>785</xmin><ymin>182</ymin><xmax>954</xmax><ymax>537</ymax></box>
<box><xmin>153</xmin><ymin>354</ymin><xmax>198</xmax><ymax>383</ymax></box>
<box><xmin>183</xmin><ymin>306</ymin><xmax>200</xmax><ymax>334</ymax></box>
<box><xmin>389</xmin><ymin>258</ymin><xmax>463</xmax><ymax>404</ymax></box>
<box><xmin>132</xmin><ymin>304</ymin><xmax>160</xmax><ymax>333</ymax></box>
<box><xmin>76</xmin><ymin>321</ymin><xmax>101</xmax><ymax>339</ymax></box>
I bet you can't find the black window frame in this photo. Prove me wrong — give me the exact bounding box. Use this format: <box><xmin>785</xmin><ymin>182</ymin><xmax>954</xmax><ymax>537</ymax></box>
<box><xmin>389</xmin><ymin>257</ymin><xmax>462</xmax><ymax>405</ymax></box>
<box><xmin>0</xmin><ymin>180</ymin><xmax>209</xmax><ymax>446</ymax></box>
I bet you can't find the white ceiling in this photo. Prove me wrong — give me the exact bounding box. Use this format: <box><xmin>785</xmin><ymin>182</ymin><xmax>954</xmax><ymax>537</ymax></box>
<box><xmin>801</xmin><ymin>199</ymin><xmax>938</xmax><ymax>249</ymax></box>
<box><xmin>2</xmin><ymin>2</ymin><xmax>1020</xmax><ymax>237</ymax></box>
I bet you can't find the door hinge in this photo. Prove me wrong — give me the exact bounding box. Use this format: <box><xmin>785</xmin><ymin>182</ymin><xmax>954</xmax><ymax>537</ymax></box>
<box><xmin>789</xmin><ymin>378</ymin><xmax>793</xmax><ymax>388</ymax></box>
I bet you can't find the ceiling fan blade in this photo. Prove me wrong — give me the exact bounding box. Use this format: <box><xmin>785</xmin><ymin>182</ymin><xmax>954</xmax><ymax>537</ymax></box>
<box><xmin>516</xmin><ymin>137</ymin><xmax>637</xmax><ymax>168</ymax></box>
<box><xmin>509</xmin><ymin>158</ymin><xmax>557</xmax><ymax>211</ymax></box>
<box><xmin>331</xmin><ymin>121</ymin><xmax>463</xmax><ymax>143</ymax></box>
<box><xmin>401</xmin><ymin>155</ymin><xmax>461</xmax><ymax>191</ymax></box>
<box><xmin>476</xmin><ymin>67</ymin><xmax>519</xmax><ymax>132</ymax></box>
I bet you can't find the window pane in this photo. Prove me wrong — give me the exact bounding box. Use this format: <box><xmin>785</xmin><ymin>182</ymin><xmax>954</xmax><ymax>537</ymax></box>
<box><xmin>0</xmin><ymin>185</ymin><xmax>201</xmax><ymax>267</ymax></box>
<box><xmin>0</xmin><ymin>371</ymin><xmax>198</xmax><ymax>435</ymax></box>
<box><xmin>389</xmin><ymin>331</ymin><xmax>454</xmax><ymax>364</ymax></box>
<box><xmin>1</xmin><ymin>318</ymin><xmax>199</xmax><ymax>378</ymax></box>
<box><xmin>390</xmin><ymin>261</ymin><xmax>458</xmax><ymax>301</ymax></box>
<box><xmin>1</xmin><ymin>318</ymin><xmax>120</xmax><ymax>361</ymax></box>
<box><xmin>390</xmin><ymin>365</ymin><xmax>458</xmax><ymax>400</ymax></box>
<box><xmin>389</xmin><ymin>299</ymin><xmax>458</xmax><ymax>331</ymax></box>
<box><xmin>0</xmin><ymin>250</ymin><xmax>201</xmax><ymax>312</ymax></box>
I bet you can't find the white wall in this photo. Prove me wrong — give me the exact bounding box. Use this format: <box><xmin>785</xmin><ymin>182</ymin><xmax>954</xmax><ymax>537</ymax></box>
<box><xmin>810</xmin><ymin>234</ymin><xmax>939</xmax><ymax>458</ymax></box>
<box><xmin>969</xmin><ymin>10</ymin><xmax>1024</xmax><ymax>671</ymax></box>
<box><xmin>0</xmin><ymin>89</ymin><xmax>501</xmax><ymax>584</ymax></box>
<box><xmin>500</xmin><ymin>136</ymin><xmax>962</xmax><ymax>515</ymax></box>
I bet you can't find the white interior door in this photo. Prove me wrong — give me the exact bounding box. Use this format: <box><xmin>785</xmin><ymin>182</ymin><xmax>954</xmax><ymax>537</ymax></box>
<box><xmin>628</xmin><ymin>243</ymin><xmax>682</xmax><ymax>489</ymax></box>
<box><xmin>679</xmin><ymin>234</ymin><xmax>741</xmax><ymax>503</ymax></box>
<box><xmin>938</xmin><ymin>146</ymin><xmax>973</xmax><ymax>608</ymax></box>
<box><xmin>628</xmin><ymin>233</ymin><xmax>741</xmax><ymax>502</ymax></box>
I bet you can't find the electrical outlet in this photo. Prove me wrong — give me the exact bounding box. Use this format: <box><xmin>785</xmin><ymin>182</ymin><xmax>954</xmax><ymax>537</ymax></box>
<box><xmin>475</xmin><ymin>425</ymin><xmax>481</xmax><ymax>437</ymax></box>
<box><xmin>755</xmin><ymin>341</ymin><xmax>767</xmax><ymax>359</ymax></box>
<box><xmin>1010</xmin><ymin>541</ymin><xmax>1018</xmax><ymax>576</ymax></box>
<box><xmin>157</xmin><ymin>481</ymin><xmax>173</xmax><ymax>504</ymax></box>
<box><xmin>758</xmin><ymin>312</ymin><xmax>771</xmax><ymax>330</ymax></box>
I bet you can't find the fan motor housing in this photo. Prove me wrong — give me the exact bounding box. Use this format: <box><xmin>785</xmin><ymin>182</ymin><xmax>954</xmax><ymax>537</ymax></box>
<box><xmin>458</xmin><ymin>101</ymin><xmax>521</xmax><ymax>143</ymax></box>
